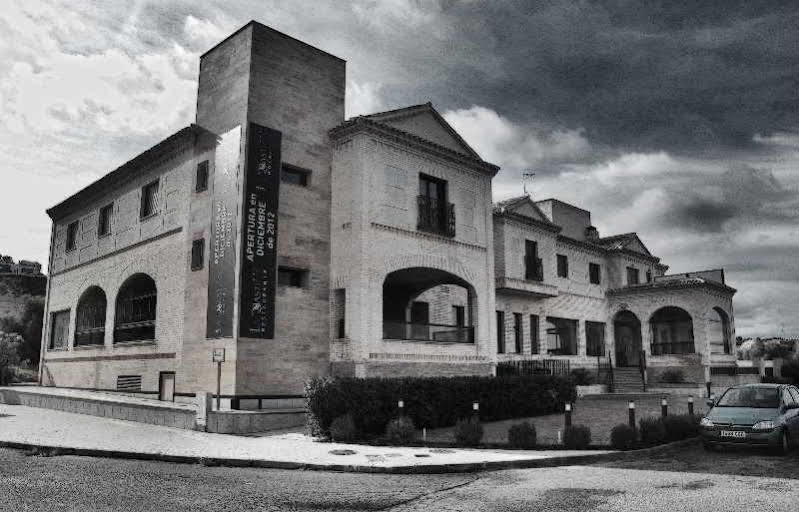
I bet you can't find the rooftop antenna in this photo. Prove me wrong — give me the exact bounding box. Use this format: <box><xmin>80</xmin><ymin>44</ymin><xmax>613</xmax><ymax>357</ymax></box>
<box><xmin>522</xmin><ymin>170</ymin><xmax>536</xmax><ymax>196</ymax></box>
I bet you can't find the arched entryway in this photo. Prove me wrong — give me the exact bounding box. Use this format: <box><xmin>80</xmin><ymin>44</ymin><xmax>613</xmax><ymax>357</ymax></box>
<box><xmin>382</xmin><ymin>267</ymin><xmax>476</xmax><ymax>343</ymax></box>
<box><xmin>613</xmin><ymin>310</ymin><xmax>642</xmax><ymax>367</ymax></box>
<box><xmin>709</xmin><ymin>307</ymin><xmax>732</xmax><ymax>355</ymax></box>
<box><xmin>649</xmin><ymin>306</ymin><xmax>694</xmax><ymax>355</ymax></box>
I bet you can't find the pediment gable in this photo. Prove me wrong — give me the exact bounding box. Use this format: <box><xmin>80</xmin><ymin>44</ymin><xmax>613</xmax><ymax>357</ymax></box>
<box><xmin>494</xmin><ymin>195</ymin><xmax>553</xmax><ymax>224</ymax></box>
<box><xmin>363</xmin><ymin>104</ymin><xmax>479</xmax><ymax>158</ymax></box>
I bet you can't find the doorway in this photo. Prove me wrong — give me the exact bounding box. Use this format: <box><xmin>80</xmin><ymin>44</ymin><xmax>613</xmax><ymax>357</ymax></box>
<box><xmin>158</xmin><ymin>371</ymin><xmax>175</xmax><ymax>402</ymax></box>
<box><xmin>613</xmin><ymin>310</ymin><xmax>642</xmax><ymax>367</ymax></box>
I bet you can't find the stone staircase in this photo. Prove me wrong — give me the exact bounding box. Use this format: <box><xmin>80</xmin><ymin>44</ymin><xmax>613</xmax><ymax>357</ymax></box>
<box><xmin>612</xmin><ymin>367</ymin><xmax>645</xmax><ymax>393</ymax></box>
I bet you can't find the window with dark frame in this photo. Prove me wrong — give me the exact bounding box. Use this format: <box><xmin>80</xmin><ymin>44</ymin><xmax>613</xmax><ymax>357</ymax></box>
<box><xmin>281</xmin><ymin>164</ymin><xmax>310</xmax><ymax>187</ymax></box>
<box><xmin>529</xmin><ymin>314</ymin><xmax>539</xmax><ymax>354</ymax></box>
<box><xmin>546</xmin><ymin>316</ymin><xmax>578</xmax><ymax>355</ymax></box>
<box><xmin>417</xmin><ymin>173</ymin><xmax>454</xmax><ymax>237</ymax></box>
<box><xmin>646</xmin><ymin>270</ymin><xmax>652</xmax><ymax>283</ymax></box>
<box><xmin>140</xmin><ymin>180</ymin><xmax>159</xmax><ymax>219</ymax></box>
<box><xmin>65</xmin><ymin>221</ymin><xmax>79</xmax><ymax>252</ymax></box>
<box><xmin>97</xmin><ymin>204</ymin><xmax>113</xmax><ymax>237</ymax></box>
<box><xmin>514</xmin><ymin>313</ymin><xmax>523</xmax><ymax>353</ymax></box>
<box><xmin>626</xmin><ymin>266</ymin><xmax>640</xmax><ymax>285</ymax></box>
<box><xmin>589</xmin><ymin>262</ymin><xmax>601</xmax><ymax>284</ymax></box>
<box><xmin>195</xmin><ymin>160</ymin><xmax>209</xmax><ymax>192</ymax></box>
<box><xmin>191</xmin><ymin>238</ymin><xmax>205</xmax><ymax>271</ymax></box>
<box><xmin>586</xmin><ymin>321</ymin><xmax>606</xmax><ymax>356</ymax></box>
<box><xmin>334</xmin><ymin>288</ymin><xmax>346</xmax><ymax>338</ymax></box>
<box><xmin>557</xmin><ymin>254</ymin><xmax>569</xmax><ymax>278</ymax></box>
<box><xmin>278</xmin><ymin>267</ymin><xmax>307</xmax><ymax>288</ymax></box>
<box><xmin>453</xmin><ymin>305</ymin><xmax>466</xmax><ymax>327</ymax></box>
<box><xmin>496</xmin><ymin>310</ymin><xmax>505</xmax><ymax>354</ymax></box>
<box><xmin>49</xmin><ymin>310</ymin><xmax>70</xmax><ymax>349</ymax></box>
<box><xmin>524</xmin><ymin>240</ymin><xmax>543</xmax><ymax>281</ymax></box>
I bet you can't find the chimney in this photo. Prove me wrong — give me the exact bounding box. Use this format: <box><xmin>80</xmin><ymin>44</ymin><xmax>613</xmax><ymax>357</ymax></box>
<box><xmin>585</xmin><ymin>226</ymin><xmax>599</xmax><ymax>241</ymax></box>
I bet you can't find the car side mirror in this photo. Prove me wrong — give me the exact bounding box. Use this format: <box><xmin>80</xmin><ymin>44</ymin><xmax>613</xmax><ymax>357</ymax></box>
<box><xmin>706</xmin><ymin>398</ymin><xmax>715</xmax><ymax>408</ymax></box>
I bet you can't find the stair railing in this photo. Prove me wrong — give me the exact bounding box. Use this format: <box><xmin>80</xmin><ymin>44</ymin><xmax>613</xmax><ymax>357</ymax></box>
<box><xmin>639</xmin><ymin>351</ymin><xmax>647</xmax><ymax>392</ymax></box>
<box><xmin>607</xmin><ymin>353</ymin><xmax>614</xmax><ymax>393</ymax></box>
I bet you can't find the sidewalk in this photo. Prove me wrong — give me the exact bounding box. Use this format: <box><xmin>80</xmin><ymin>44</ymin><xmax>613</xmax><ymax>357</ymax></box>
<box><xmin>0</xmin><ymin>403</ymin><xmax>614</xmax><ymax>473</ymax></box>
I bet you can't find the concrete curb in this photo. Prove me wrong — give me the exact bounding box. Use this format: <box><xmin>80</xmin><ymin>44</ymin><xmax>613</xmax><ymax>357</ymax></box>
<box><xmin>0</xmin><ymin>437</ymin><xmax>700</xmax><ymax>474</ymax></box>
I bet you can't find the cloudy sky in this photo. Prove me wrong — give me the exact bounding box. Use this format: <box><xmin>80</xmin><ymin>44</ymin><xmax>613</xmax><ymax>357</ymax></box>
<box><xmin>2</xmin><ymin>0</ymin><xmax>798</xmax><ymax>336</ymax></box>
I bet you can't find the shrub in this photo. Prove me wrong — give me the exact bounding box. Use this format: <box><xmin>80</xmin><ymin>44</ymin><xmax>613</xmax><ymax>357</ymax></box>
<box><xmin>305</xmin><ymin>375</ymin><xmax>576</xmax><ymax>438</ymax></box>
<box><xmin>660</xmin><ymin>369</ymin><xmax>685</xmax><ymax>383</ymax></box>
<box><xmin>454</xmin><ymin>417</ymin><xmax>483</xmax><ymax>446</ymax></box>
<box><xmin>329</xmin><ymin>414</ymin><xmax>358</xmax><ymax>442</ymax></box>
<box><xmin>563</xmin><ymin>425</ymin><xmax>591</xmax><ymax>449</ymax></box>
<box><xmin>781</xmin><ymin>359</ymin><xmax>799</xmax><ymax>385</ymax></box>
<box><xmin>570</xmin><ymin>368</ymin><xmax>594</xmax><ymax>386</ymax></box>
<box><xmin>610</xmin><ymin>424</ymin><xmax>637</xmax><ymax>450</ymax></box>
<box><xmin>638</xmin><ymin>417</ymin><xmax>667</xmax><ymax>446</ymax></box>
<box><xmin>0</xmin><ymin>332</ymin><xmax>23</xmax><ymax>386</ymax></box>
<box><xmin>507</xmin><ymin>422</ymin><xmax>537</xmax><ymax>449</ymax></box>
<box><xmin>662</xmin><ymin>414</ymin><xmax>699</xmax><ymax>442</ymax></box>
<box><xmin>384</xmin><ymin>416</ymin><xmax>416</xmax><ymax>445</ymax></box>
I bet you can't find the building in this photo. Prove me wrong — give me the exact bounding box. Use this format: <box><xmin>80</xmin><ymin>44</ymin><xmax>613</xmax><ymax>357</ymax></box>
<box><xmin>39</xmin><ymin>21</ymin><xmax>736</xmax><ymax>404</ymax></box>
<box><xmin>0</xmin><ymin>255</ymin><xmax>46</xmax><ymax>325</ymax></box>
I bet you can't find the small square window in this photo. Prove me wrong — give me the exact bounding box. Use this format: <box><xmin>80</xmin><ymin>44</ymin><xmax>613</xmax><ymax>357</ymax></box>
<box><xmin>140</xmin><ymin>180</ymin><xmax>159</xmax><ymax>219</ymax></box>
<box><xmin>557</xmin><ymin>254</ymin><xmax>569</xmax><ymax>278</ymax></box>
<box><xmin>281</xmin><ymin>164</ymin><xmax>310</xmax><ymax>187</ymax></box>
<box><xmin>589</xmin><ymin>262</ymin><xmax>601</xmax><ymax>284</ymax></box>
<box><xmin>278</xmin><ymin>267</ymin><xmax>307</xmax><ymax>288</ymax></box>
<box><xmin>66</xmin><ymin>221</ymin><xmax>79</xmax><ymax>252</ymax></box>
<box><xmin>191</xmin><ymin>238</ymin><xmax>205</xmax><ymax>271</ymax></box>
<box><xmin>98</xmin><ymin>203</ymin><xmax>113</xmax><ymax>237</ymax></box>
<box><xmin>195</xmin><ymin>160</ymin><xmax>209</xmax><ymax>192</ymax></box>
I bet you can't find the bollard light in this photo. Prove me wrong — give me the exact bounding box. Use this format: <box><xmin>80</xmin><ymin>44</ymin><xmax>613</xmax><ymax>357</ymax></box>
<box><xmin>629</xmin><ymin>400</ymin><xmax>635</xmax><ymax>410</ymax></box>
<box><xmin>565</xmin><ymin>403</ymin><xmax>572</xmax><ymax>412</ymax></box>
<box><xmin>472</xmin><ymin>401</ymin><xmax>480</xmax><ymax>412</ymax></box>
<box><xmin>688</xmin><ymin>395</ymin><xmax>694</xmax><ymax>404</ymax></box>
<box><xmin>661</xmin><ymin>398</ymin><xmax>667</xmax><ymax>407</ymax></box>
<box><xmin>398</xmin><ymin>400</ymin><xmax>404</xmax><ymax>409</ymax></box>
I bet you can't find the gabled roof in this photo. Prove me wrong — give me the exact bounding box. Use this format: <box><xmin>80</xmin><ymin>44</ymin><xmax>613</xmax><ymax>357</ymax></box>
<box><xmin>493</xmin><ymin>195</ymin><xmax>561</xmax><ymax>233</ymax></box>
<box><xmin>596</xmin><ymin>232</ymin><xmax>653</xmax><ymax>257</ymax></box>
<box><xmin>360</xmin><ymin>102</ymin><xmax>481</xmax><ymax>159</ymax></box>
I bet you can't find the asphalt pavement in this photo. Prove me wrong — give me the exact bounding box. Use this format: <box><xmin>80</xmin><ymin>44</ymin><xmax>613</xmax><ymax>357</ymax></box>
<box><xmin>2</xmin><ymin>445</ymin><xmax>798</xmax><ymax>511</ymax></box>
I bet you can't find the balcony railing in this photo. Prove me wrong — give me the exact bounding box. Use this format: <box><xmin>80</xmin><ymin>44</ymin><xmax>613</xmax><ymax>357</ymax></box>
<box><xmin>384</xmin><ymin>321</ymin><xmax>474</xmax><ymax>343</ymax></box>
<box><xmin>650</xmin><ymin>341</ymin><xmax>695</xmax><ymax>356</ymax></box>
<box><xmin>417</xmin><ymin>196</ymin><xmax>455</xmax><ymax>237</ymax></box>
<box><xmin>525</xmin><ymin>257</ymin><xmax>544</xmax><ymax>281</ymax></box>
<box><xmin>114</xmin><ymin>293</ymin><xmax>156</xmax><ymax>342</ymax></box>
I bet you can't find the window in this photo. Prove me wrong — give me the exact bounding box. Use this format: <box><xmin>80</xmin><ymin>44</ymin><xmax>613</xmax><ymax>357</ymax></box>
<box><xmin>333</xmin><ymin>288</ymin><xmax>346</xmax><ymax>338</ymax></box>
<box><xmin>525</xmin><ymin>240</ymin><xmax>543</xmax><ymax>281</ymax></box>
<box><xmin>49</xmin><ymin>310</ymin><xmax>70</xmax><ymax>349</ymax></box>
<box><xmin>75</xmin><ymin>286</ymin><xmax>107</xmax><ymax>346</ymax></box>
<box><xmin>66</xmin><ymin>221</ymin><xmax>79</xmax><ymax>252</ymax></box>
<box><xmin>195</xmin><ymin>160</ymin><xmax>209</xmax><ymax>192</ymax></box>
<box><xmin>191</xmin><ymin>239</ymin><xmax>205</xmax><ymax>271</ymax></box>
<box><xmin>546</xmin><ymin>316</ymin><xmax>578</xmax><ymax>355</ymax></box>
<box><xmin>278</xmin><ymin>267</ymin><xmax>306</xmax><ymax>288</ymax></box>
<box><xmin>589</xmin><ymin>263</ymin><xmax>601</xmax><ymax>284</ymax></box>
<box><xmin>626</xmin><ymin>266</ymin><xmax>640</xmax><ymax>285</ymax></box>
<box><xmin>140</xmin><ymin>180</ymin><xmax>159</xmax><ymax>219</ymax></box>
<box><xmin>586</xmin><ymin>321</ymin><xmax>606</xmax><ymax>356</ymax></box>
<box><xmin>514</xmin><ymin>313</ymin><xmax>523</xmax><ymax>353</ymax></box>
<box><xmin>496</xmin><ymin>311</ymin><xmax>505</xmax><ymax>353</ymax></box>
<box><xmin>281</xmin><ymin>164</ymin><xmax>310</xmax><ymax>187</ymax></box>
<box><xmin>556</xmin><ymin>254</ymin><xmax>569</xmax><ymax>278</ymax></box>
<box><xmin>453</xmin><ymin>305</ymin><xmax>466</xmax><ymax>327</ymax></box>
<box><xmin>417</xmin><ymin>174</ymin><xmax>454</xmax><ymax>237</ymax></box>
<box><xmin>646</xmin><ymin>270</ymin><xmax>652</xmax><ymax>283</ymax></box>
<box><xmin>114</xmin><ymin>273</ymin><xmax>157</xmax><ymax>343</ymax></box>
<box><xmin>529</xmin><ymin>315</ymin><xmax>539</xmax><ymax>354</ymax></box>
<box><xmin>97</xmin><ymin>204</ymin><xmax>113</xmax><ymax>237</ymax></box>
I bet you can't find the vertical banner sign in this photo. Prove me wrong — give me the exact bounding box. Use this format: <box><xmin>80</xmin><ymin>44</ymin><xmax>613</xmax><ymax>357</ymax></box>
<box><xmin>206</xmin><ymin>126</ymin><xmax>241</xmax><ymax>338</ymax></box>
<box><xmin>239</xmin><ymin>123</ymin><xmax>281</xmax><ymax>338</ymax></box>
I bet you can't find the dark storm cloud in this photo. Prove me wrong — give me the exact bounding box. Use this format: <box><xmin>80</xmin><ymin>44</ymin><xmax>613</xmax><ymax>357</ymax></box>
<box><xmin>374</xmin><ymin>0</ymin><xmax>799</xmax><ymax>154</ymax></box>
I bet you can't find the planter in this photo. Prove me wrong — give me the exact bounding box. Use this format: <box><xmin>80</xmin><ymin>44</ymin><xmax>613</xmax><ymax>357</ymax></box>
<box><xmin>576</xmin><ymin>384</ymin><xmax>607</xmax><ymax>397</ymax></box>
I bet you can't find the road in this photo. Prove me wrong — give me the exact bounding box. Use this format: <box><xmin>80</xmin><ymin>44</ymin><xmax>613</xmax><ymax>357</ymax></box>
<box><xmin>1</xmin><ymin>445</ymin><xmax>798</xmax><ymax>511</ymax></box>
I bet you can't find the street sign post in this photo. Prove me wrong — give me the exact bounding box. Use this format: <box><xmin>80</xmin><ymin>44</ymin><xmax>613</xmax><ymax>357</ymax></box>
<box><xmin>212</xmin><ymin>348</ymin><xmax>225</xmax><ymax>410</ymax></box>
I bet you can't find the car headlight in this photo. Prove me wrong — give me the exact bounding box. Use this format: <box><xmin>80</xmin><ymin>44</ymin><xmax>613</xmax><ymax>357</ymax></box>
<box><xmin>699</xmin><ymin>417</ymin><xmax>714</xmax><ymax>428</ymax></box>
<box><xmin>752</xmin><ymin>420</ymin><xmax>774</xmax><ymax>431</ymax></box>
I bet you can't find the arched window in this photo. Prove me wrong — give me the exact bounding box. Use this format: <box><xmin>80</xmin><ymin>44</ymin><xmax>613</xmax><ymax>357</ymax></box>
<box><xmin>75</xmin><ymin>286</ymin><xmax>107</xmax><ymax>346</ymax></box>
<box><xmin>114</xmin><ymin>273</ymin><xmax>157</xmax><ymax>343</ymax></box>
<box><xmin>709</xmin><ymin>307</ymin><xmax>732</xmax><ymax>355</ymax></box>
<box><xmin>649</xmin><ymin>307</ymin><xmax>694</xmax><ymax>355</ymax></box>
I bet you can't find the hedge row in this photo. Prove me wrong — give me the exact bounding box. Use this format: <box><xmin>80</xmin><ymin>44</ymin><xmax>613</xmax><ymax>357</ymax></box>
<box><xmin>305</xmin><ymin>375</ymin><xmax>576</xmax><ymax>438</ymax></box>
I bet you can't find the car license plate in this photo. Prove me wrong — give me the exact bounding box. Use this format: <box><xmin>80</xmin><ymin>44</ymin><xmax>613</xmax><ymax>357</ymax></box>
<box><xmin>720</xmin><ymin>430</ymin><xmax>746</xmax><ymax>438</ymax></box>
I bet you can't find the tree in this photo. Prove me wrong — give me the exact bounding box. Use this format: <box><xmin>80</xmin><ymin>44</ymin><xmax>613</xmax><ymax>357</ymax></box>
<box><xmin>0</xmin><ymin>297</ymin><xmax>44</xmax><ymax>366</ymax></box>
<box><xmin>0</xmin><ymin>331</ymin><xmax>22</xmax><ymax>385</ymax></box>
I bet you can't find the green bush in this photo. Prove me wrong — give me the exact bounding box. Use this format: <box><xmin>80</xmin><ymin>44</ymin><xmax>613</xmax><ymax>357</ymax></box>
<box><xmin>570</xmin><ymin>368</ymin><xmax>594</xmax><ymax>386</ymax></box>
<box><xmin>662</xmin><ymin>414</ymin><xmax>699</xmax><ymax>442</ymax></box>
<box><xmin>778</xmin><ymin>359</ymin><xmax>799</xmax><ymax>385</ymax></box>
<box><xmin>305</xmin><ymin>375</ymin><xmax>576</xmax><ymax>438</ymax></box>
<box><xmin>638</xmin><ymin>417</ymin><xmax>667</xmax><ymax>446</ymax></box>
<box><xmin>384</xmin><ymin>416</ymin><xmax>416</xmax><ymax>445</ymax></box>
<box><xmin>610</xmin><ymin>424</ymin><xmax>637</xmax><ymax>450</ymax></box>
<box><xmin>329</xmin><ymin>414</ymin><xmax>358</xmax><ymax>442</ymax></box>
<box><xmin>454</xmin><ymin>417</ymin><xmax>483</xmax><ymax>446</ymax></box>
<box><xmin>660</xmin><ymin>369</ymin><xmax>685</xmax><ymax>383</ymax></box>
<box><xmin>563</xmin><ymin>425</ymin><xmax>591</xmax><ymax>449</ymax></box>
<box><xmin>507</xmin><ymin>422</ymin><xmax>537</xmax><ymax>449</ymax></box>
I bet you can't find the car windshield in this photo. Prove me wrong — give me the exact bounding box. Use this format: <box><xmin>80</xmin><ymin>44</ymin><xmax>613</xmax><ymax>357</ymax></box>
<box><xmin>716</xmin><ymin>387</ymin><xmax>780</xmax><ymax>408</ymax></box>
